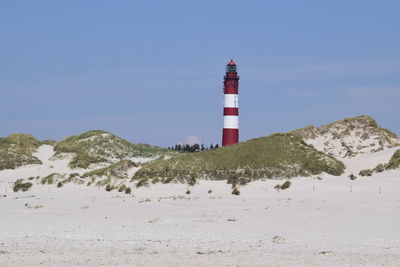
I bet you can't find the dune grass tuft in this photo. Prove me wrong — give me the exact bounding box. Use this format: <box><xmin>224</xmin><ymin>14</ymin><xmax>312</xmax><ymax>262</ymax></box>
<box><xmin>13</xmin><ymin>179</ymin><xmax>33</xmax><ymax>192</ymax></box>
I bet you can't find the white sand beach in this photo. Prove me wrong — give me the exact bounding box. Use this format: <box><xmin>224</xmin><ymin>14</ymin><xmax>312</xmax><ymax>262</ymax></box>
<box><xmin>0</xmin><ymin>146</ymin><xmax>399</xmax><ymax>266</ymax></box>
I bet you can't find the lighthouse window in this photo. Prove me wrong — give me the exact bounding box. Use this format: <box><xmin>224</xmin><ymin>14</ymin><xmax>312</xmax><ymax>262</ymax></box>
<box><xmin>226</xmin><ymin>65</ymin><xmax>236</xmax><ymax>72</ymax></box>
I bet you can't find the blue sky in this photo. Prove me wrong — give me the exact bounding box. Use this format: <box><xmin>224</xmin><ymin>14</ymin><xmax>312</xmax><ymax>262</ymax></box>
<box><xmin>1</xmin><ymin>1</ymin><xmax>399</xmax><ymax>146</ymax></box>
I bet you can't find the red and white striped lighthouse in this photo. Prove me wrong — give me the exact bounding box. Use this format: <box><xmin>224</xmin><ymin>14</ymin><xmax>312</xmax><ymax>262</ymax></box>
<box><xmin>222</xmin><ymin>59</ymin><xmax>239</xmax><ymax>146</ymax></box>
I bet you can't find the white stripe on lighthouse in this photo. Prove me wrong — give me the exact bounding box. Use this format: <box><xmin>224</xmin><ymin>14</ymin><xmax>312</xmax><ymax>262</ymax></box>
<box><xmin>224</xmin><ymin>94</ymin><xmax>238</xmax><ymax>108</ymax></box>
<box><xmin>223</xmin><ymin>115</ymin><xmax>239</xmax><ymax>129</ymax></box>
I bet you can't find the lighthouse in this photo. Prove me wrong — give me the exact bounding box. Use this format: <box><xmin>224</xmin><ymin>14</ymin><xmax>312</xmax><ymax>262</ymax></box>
<box><xmin>222</xmin><ymin>59</ymin><xmax>239</xmax><ymax>146</ymax></box>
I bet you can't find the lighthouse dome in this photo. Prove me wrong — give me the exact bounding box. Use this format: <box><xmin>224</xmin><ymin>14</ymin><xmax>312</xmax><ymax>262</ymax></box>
<box><xmin>227</xmin><ymin>59</ymin><xmax>236</xmax><ymax>66</ymax></box>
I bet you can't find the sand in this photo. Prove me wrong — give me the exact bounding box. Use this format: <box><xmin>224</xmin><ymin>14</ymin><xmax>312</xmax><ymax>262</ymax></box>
<box><xmin>0</xmin><ymin>147</ymin><xmax>399</xmax><ymax>266</ymax></box>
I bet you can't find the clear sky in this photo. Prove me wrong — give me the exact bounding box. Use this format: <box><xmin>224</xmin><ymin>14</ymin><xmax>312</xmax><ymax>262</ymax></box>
<box><xmin>1</xmin><ymin>1</ymin><xmax>399</xmax><ymax>146</ymax></box>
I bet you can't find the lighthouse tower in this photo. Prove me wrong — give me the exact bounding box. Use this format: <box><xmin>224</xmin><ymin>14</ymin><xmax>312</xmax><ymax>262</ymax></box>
<box><xmin>222</xmin><ymin>59</ymin><xmax>239</xmax><ymax>146</ymax></box>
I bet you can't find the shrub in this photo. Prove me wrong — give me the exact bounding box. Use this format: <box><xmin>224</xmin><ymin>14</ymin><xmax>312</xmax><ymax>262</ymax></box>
<box><xmin>136</xmin><ymin>178</ymin><xmax>149</xmax><ymax>188</ymax></box>
<box><xmin>0</xmin><ymin>134</ymin><xmax>42</xmax><ymax>171</ymax></box>
<box><xmin>227</xmin><ymin>175</ymin><xmax>239</xmax><ymax>187</ymax></box>
<box><xmin>232</xmin><ymin>186</ymin><xmax>240</xmax><ymax>195</ymax></box>
<box><xmin>359</xmin><ymin>169</ymin><xmax>372</xmax><ymax>176</ymax></box>
<box><xmin>386</xmin><ymin>149</ymin><xmax>400</xmax><ymax>170</ymax></box>
<box><xmin>125</xmin><ymin>187</ymin><xmax>131</xmax><ymax>194</ymax></box>
<box><xmin>187</xmin><ymin>177</ymin><xmax>196</xmax><ymax>186</ymax></box>
<box><xmin>96</xmin><ymin>177</ymin><xmax>112</xmax><ymax>187</ymax></box>
<box><xmin>118</xmin><ymin>184</ymin><xmax>127</xmax><ymax>192</ymax></box>
<box><xmin>69</xmin><ymin>173</ymin><xmax>79</xmax><ymax>179</ymax></box>
<box><xmin>186</xmin><ymin>189</ymin><xmax>191</xmax><ymax>194</ymax></box>
<box><xmin>105</xmin><ymin>184</ymin><xmax>114</xmax><ymax>192</ymax></box>
<box><xmin>162</xmin><ymin>177</ymin><xmax>174</xmax><ymax>184</ymax></box>
<box><xmin>208</xmin><ymin>189</ymin><xmax>213</xmax><ymax>194</ymax></box>
<box><xmin>373</xmin><ymin>164</ymin><xmax>385</xmax><ymax>173</ymax></box>
<box><xmin>348</xmin><ymin>174</ymin><xmax>357</xmax><ymax>180</ymax></box>
<box><xmin>275</xmin><ymin>180</ymin><xmax>291</xmax><ymax>190</ymax></box>
<box><xmin>239</xmin><ymin>177</ymin><xmax>251</xmax><ymax>185</ymax></box>
<box><xmin>13</xmin><ymin>179</ymin><xmax>33</xmax><ymax>192</ymax></box>
<box><xmin>41</xmin><ymin>173</ymin><xmax>62</xmax><ymax>185</ymax></box>
<box><xmin>281</xmin><ymin>181</ymin><xmax>291</xmax><ymax>189</ymax></box>
<box><xmin>57</xmin><ymin>182</ymin><xmax>63</xmax><ymax>188</ymax></box>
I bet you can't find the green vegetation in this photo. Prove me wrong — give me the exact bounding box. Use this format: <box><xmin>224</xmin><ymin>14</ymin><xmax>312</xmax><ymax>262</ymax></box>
<box><xmin>82</xmin><ymin>160</ymin><xmax>137</xmax><ymax>179</ymax></box>
<box><xmin>82</xmin><ymin>160</ymin><xmax>138</xmax><ymax>190</ymax></box>
<box><xmin>169</xmin><ymin>143</ymin><xmax>218</xmax><ymax>152</ymax></box>
<box><xmin>291</xmin><ymin>115</ymin><xmax>400</xmax><ymax>159</ymax></box>
<box><xmin>348</xmin><ymin>174</ymin><xmax>357</xmax><ymax>180</ymax></box>
<box><xmin>381</xmin><ymin>128</ymin><xmax>398</xmax><ymax>139</ymax></box>
<box><xmin>231</xmin><ymin>186</ymin><xmax>240</xmax><ymax>195</ymax></box>
<box><xmin>56</xmin><ymin>173</ymin><xmax>80</xmax><ymax>187</ymax></box>
<box><xmin>13</xmin><ymin>179</ymin><xmax>33</xmax><ymax>192</ymax></box>
<box><xmin>359</xmin><ymin>169</ymin><xmax>373</xmax><ymax>176</ymax></box>
<box><xmin>54</xmin><ymin>130</ymin><xmax>178</xmax><ymax>169</ymax></box>
<box><xmin>360</xmin><ymin>149</ymin><xmax>400</xmax><ymax>176</ymax></box>
<box><xmin>292</xmin><ymin>115</ymin><xmax>399</xmax><ymax>148</ymax></box>
<box><xmin>0</xmin><ymin>134</ymin><xmax>42</xmax><ymax>170</ymax></box>
<box><xmin>125</xmin><ymin>187</ymin><xmax>131</xmax><ymax>194</ymax></box>
<box><xmin>136</xmin><ymin>178</ymin><xmax>149</xmax><ymax>188</ymax></box>
<box><xmin>373</xmin><ymin>164</ymin><xmax>385</xmax><ymax>173</ymax></box>
<box><xmin>105</xmin><ymin>184</ymin><xmax>116</xmax><ymax>191</ymax></box>
<box><xmin>281</xmin><ymin>180</ymin><xmax>291</xmax><ymax>189</ymax></box>
<box><xmin>386</xmin><ymin>149</ymin><xmax>400</xmax><ymax>170</ymax></box>
<box><xmin>41</xmin><ymin>173</ymin><xmax>65</xmax><ymax>185</ymax></box>
<box><xmin>134</xmin><ymin>133</ymin><xmax>345</xmax><ymax>183</ymax></box>
<box><xmin>118</xmin><ymin>184</ymin><xmax>127</xmax><ymax>192</ymax></box>
<box><xmin>227</xmin><ymin>176</ymin><xmax>251</xmax><ymax>187</ymax></box>
<box><xmin>275</xmin><ymin>180</ymin><xmax>291</xmax><ymax>190</ymax></box>
<box><xmin>328</xmin><ymin>115</ymin><xmax>379</xmax><ymax>129</ymax></box>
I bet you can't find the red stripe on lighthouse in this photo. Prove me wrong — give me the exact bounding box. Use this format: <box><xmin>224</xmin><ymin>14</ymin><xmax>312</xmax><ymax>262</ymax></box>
<box><xmin>224</xmin><ymin>107</ymin><xmax>239</xmax><ymax>116</ymax></box>
<box><xmin>224</xmin><ymin>81</ymin><xmax>238</xmax><ymax>94</ymax></box>
<box><xmin>222</xmin><ymin>129</ymin><xmax>239</xmax><ymax>146</ymax></box>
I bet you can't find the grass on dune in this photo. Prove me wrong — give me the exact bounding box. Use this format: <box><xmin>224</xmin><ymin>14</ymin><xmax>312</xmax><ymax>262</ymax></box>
<box><xmin>54</xmin><ymin>130</ymin><xmax>178</xmax><ymax>169</ymax></box>
<box><xmin>0</xmin><ymin>134</ymin><xmax>42</xmax><ymax>171</ymax></box>
<box><xmin>386</xmin><ymin>149</ymin><xmax>400</xmax><ymax>170</ymax></box>
<box><xmin>82</xmin><ymin>159</ymin><xmax>137</xmax><ymax>179</ymax></box>
<box><xmin>134</xmin><ymin>133</ymin><xmax>345</xmax><ymax>183</ymax></box>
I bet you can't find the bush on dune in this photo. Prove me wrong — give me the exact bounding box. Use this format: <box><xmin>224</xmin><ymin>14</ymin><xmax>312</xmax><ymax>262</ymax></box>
<box><xmin>0</xmin><ymin>134</ymin><xmax>42</xmax><ymax>171</ymax></box>
<box><xmin>274</xmin><ymin>181</ymin><xmax>291</xmax><ymax>191</ymax></box>
<box><xmin>13</xmin><ymin>179</ymin><xmax>33</xmax><ymax>192</ymax></box>
<box><xmin>386</xmin><ymin>149</ymin><xmax>400</xmax><ymax>170</ymax></box>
